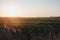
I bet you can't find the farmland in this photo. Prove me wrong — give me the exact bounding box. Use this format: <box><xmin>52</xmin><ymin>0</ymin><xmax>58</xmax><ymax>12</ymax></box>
<box><xmin>0</xmin><ymin>17</ymin><xmax>60</xmax><ymax>40</ymax></box>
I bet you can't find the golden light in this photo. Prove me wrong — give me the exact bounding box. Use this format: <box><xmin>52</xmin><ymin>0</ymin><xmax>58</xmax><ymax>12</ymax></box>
<box><xmin>1</xmin><ymin>6</ymin><xmax>23</xmax><ymax>26</ymax></box>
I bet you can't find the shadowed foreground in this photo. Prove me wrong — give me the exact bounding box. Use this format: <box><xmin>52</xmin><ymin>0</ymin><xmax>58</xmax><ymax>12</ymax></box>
<box><xmin>0</xmin><ymin>17</ymin><xmax>60</xmax><ymax>40</ymax></box>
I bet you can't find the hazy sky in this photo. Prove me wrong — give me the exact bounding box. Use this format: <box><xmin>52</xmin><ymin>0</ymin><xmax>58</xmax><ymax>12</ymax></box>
<box><xmin>0</xmin><ymin>0</ymin><xmax>60</xmax><ymax>17</ymax></box>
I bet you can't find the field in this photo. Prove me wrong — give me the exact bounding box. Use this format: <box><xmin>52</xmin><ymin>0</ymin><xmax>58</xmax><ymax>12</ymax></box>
<box><xmin>0</xmin><ymin>17</ymin><xmax>60</xmax><ymax>40</ymax></box>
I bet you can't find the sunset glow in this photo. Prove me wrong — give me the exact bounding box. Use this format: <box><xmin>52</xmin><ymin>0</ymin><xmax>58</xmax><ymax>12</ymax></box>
<box><xmin>0</xmin><ymin>0</ymin><xmax>60</xmax><ymax>17</ymax></box>
<box><xmin>3</xmin><ymin>6</ymin><xmax>22</xmax><ymax>17</ymax></box>
<box><xmin>5</xmin><ymin>10</ymin><xmax>18</xmax><ymax>17</ymax></box>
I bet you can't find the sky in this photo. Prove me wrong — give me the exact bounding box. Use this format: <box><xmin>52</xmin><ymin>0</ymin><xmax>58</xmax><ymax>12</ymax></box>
<box><xmin>0</xmin><ymin>0</ymin><xmax>60</xmax><ymax>17</ymax></box>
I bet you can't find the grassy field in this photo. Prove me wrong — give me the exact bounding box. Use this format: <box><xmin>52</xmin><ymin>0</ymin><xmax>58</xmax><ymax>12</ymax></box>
<box><xmin>0</xmin><ymin>17</ymin><xmax>60</xmax><ymax>40</ymax></box>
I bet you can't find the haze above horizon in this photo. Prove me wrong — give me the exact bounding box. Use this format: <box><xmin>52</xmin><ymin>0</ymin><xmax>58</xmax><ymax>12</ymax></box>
<box><xmin>0</xmin><ymin>0</ymin><xmax>60</xmax><ymax>17</ymax></box>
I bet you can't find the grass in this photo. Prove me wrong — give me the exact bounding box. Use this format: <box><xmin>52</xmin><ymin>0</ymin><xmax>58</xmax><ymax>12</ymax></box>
<box><xmin>0</xmin><ymin>17</ymin><xmax>60</xmax><ymax>40</ymax></box>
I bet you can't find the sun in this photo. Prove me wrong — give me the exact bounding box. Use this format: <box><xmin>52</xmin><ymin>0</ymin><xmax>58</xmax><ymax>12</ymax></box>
<box><xmin>5</xmin><ymin>7</ymin><xmax>19</xmax><ymax>17</ymax></box>
<box><xmin>4</xmin><ymin>6</ymin><xmax>22</xmax><ymax>17</ymax></box>
<box><xmin>6</xmin><ymin>8</ymin><xmax>18</xmax><ymax>17</ymax></box>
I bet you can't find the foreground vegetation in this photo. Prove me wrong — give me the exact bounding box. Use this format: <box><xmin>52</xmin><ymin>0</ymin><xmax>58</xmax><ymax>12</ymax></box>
<box><xmin>0</xmin><ymin>17</ymin><xmax>60</xmax><ymax>40</ymax></box>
